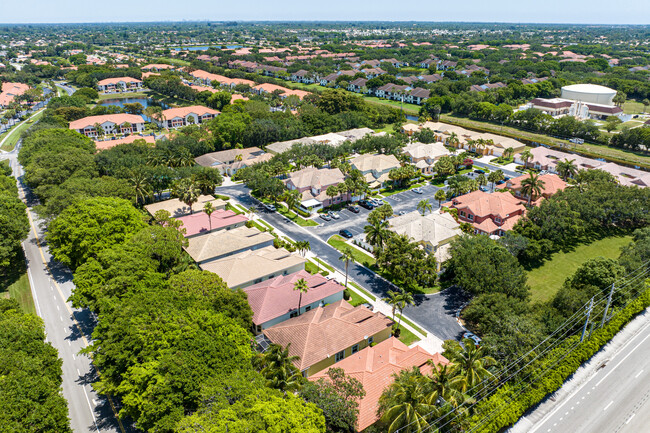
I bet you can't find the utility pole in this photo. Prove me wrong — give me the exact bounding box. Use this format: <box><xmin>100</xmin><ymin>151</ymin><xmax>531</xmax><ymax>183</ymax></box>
<box><xmin>600</xmin><ymin>283</ymin><xmax>615</xmax><ymax>328</ymax></box>
<box><xmin>581</xmin><ymin>297</ymin><xmax>594</xmax><ymax>343</ymax></box>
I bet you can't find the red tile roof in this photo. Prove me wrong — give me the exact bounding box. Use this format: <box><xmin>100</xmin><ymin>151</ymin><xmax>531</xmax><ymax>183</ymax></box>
<box><xmin>448</xmin><ymin>191</ymin><xmax>525</xmax><ymax>219</ymax></box>
<box><xmin>506</xmin><ymin>173</ymin><xmax>567</xmax><ymax>198</ymax></box>
<box><xmin>97</xmin><ymin>76</ymin><xmax>142</xmax><ymax>86</ymax></box>
<box><xmin>69</xmin><ymin>113</ymin><xmax>145</xmax><ymax>130</ymax></box>
<box><xmin>174</xmin><ymin>209</ymin><xmax>247</xmax><ymax>237</ymax></box>
<box><xmin>161</xmin><ymin>105</ymin><xmax>219</xmax><ymax>120</ymax></box>
<box><xmin>94</xmin><ymin>134</ymin><xmax>155</xmax><ymax>151</ymax></box>
<box><xmin>310</xmin><ymin>338</ymin><xmax>449</xmax><ymax>431</ymax></box>
<box><xmin>244</xmin><ymin>270</ymin><xmax>344</xmax><ymax>325</ymax></box>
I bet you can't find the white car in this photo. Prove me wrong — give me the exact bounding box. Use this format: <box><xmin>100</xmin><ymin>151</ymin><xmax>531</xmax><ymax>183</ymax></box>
<box><xmin>328</xmin><ymin>211</ymin><xmax>340</xmax><ymax>219</ymax></box>
<box><xmin>412</xmin><ymin>187</ymin><xmax>423</xmax><ymax>194</ymax></box>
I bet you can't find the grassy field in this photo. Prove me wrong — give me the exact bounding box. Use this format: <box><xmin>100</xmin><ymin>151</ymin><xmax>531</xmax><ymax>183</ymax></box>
<box><xmin>526</xmin><ymin>235</ymin><xmax>633</xmax><ymax>303</ymax></box>
<box><xmin>0</xmin><ymin>250</ymin><xmax>35</xmax><ymax>315</ymax></box>
<box><xmin>0</xmin><ymin>109</ymin><xmax>46</xmax><ymax>151</ymax></box>
<box><xmin>623</xmin><ymin>100</ymin><xmax>646</xmax><ymax>114</ymax></box>
<box><xmin>327</xmin><ymin>235</ymin><xmax>376</xmax><ymax>267</ymax></box>
<box><xmin>363</xmin><ymin>96</ymin><xmax>420</xmax><ymax>116</ymax></box>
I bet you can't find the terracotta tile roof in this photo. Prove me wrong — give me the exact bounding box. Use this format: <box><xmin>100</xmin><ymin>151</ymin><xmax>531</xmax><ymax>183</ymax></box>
<box><xmin>506</xmin><ymin>173</ymin><xmax>567</xmax><ymax>197</ymax></box>
<box><xmin>141</xmin><ymin>63</ymin><xmax>174</xmax><ymax>70</ymax></box>
<box><xmin>69</xmin><ymin>113</ymin><xmax>144</xmax><ymax>130</ymax></box>
<box><xmin>449</xmin><ymin>191</ymin><xmax>525</xmax><ymax>219</ymax></box>
<box><xmin>94</xmin><ymin>134</ymin><xmax>155</xmax><ymax>151</ymax></box>
<box><xmin>184</xmin><ymin>226</ymin><xmax>274</xmax><ymax>263</ymax></box>
<box><xmin>174</xmin><ymin>209</ymin><xmax>248</xmax><ymax>237</ymax></box>
<box><xmin>264</xmin><ymin>300</ymin><xmax>393</xmax><ymax>371</ymax></box>
<box><xmin>0</xmin><ymin>82</ymin><xmax>30</xmax><ymax>106</ymax></box>
<box><xmin>161</xmin><ymin>105</ymin><xmax>219</xmax><ymax>120</ymax></box>
<box><xmin>310</xmin><ymin>338</ymin><xmax>449</xmax><ymax>431</ymax></box>
<box><xmin>144</xmin><ymin>195</ymin><xmax>226</xmax><ymax>217</ymax></box>
<box><xmin>244</xmin><ymin>270</ymin><xmax>345</xmax><ymax>325</ymax></box>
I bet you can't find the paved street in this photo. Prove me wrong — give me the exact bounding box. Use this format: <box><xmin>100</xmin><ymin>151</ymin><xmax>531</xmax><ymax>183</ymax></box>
<box><xmin>217</xmin><ymin>183</ymin><xmax>468</xmax><ymax>341</ymax></box>
<box><xmin>1</xmin><ymin>145</ymin><xmax>128</xmax><ymax>433</ymax></box>
<box><xmin>511</xmin><ymin>309</ymin><xmax>650</xmax><ymax>433</ymax></box>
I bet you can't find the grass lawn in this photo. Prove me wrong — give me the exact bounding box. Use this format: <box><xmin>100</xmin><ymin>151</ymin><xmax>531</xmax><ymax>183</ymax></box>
<box><xmin>526</xmin><ymin>234</ymin><xmax>633</xmax><ymax>303</ymax></box>
<box><xmin>396</xmin><ymin>313</ymin><xmax>427</xmax><ymax>335</ymax></box>
<box><xmin>98</xmin><ymin>90</ymin><xmax>150</xmax><ymax>101</ymax></box>
<box><xmin>305</xmin><ymin>260</ymin><xmax>329</xmax><ymax>277</ymax></box>
<box><xmin>250</xmin><ymin>220</ymin><xmax>270</xmax><ymax>233</ymax></box>
<box><xmin>328</xmin><ymin>235</ymin><xmax>376</xmax><ymax>267</ymax></box>
<box><xmin>398</xmin><ymin>327</ymin><xmax>420</xmax><ymax>345</ymax></box>
<box><xmin>346</xmin><ymin>289</ymin><xmax>369</xmax><ymax>307</ymax></box>
<box><xmin>276</xmin><ymin>204</ymin><xmax>318</xmax><ymax>227</ymax></box>
<box><xmin>363</xmin><ymin>96</ymin><xmax>420</xmax><ymax>116</ymax></box>
<box><xmin>0</xmin><ymin>251</ymin><xmax>35</xmax><ymax>315</ymax></box>
<box><xmin>0</xmin><ymin>109</ymin><xmax>46</xmax><ymax>151</ymax></box>
<box><xmin>623</xmin><ymin>100</ymin><xmax>646</xmax><ymax>115</ymax></box>
<box><xmin>349</xmin><ymin>281</ymin><xmax>377</xmax><ymax>301</ymax></box>
<box><xmin>314</xmin><ymin>257</ymin><xmax>335</xmax><ymax>273</ymax></box>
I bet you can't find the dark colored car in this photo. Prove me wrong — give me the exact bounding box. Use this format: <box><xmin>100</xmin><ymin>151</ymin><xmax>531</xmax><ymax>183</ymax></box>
<box><xmin>358</xmin><ymin>200</ymin><xmax>374</xmax><ymax>210</ymax></box>
<box><xmin>496</xmin><ymin>180</ymin><xmax>505</xmax><ymax>185</ymax></box>
<box><xmin>339</xmin><ymin>229</ymin><xmax>353</xmax><ymax>239</ymax></box>
<box><xmin>348</xmin><ymin>204</ymin><xmax>360</xmax><ymax>213</ymax></box>
<box><xmin>463</xmin><ymin>332</ymin><xmax>482</xmax><ymax>346</ymax></box>
<box><xmin>474</xmin><ymin>169</ymin><xmax>486</xmax><ymax>174</ymax></box>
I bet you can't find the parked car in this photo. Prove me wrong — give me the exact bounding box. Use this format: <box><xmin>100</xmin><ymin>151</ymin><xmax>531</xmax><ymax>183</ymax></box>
<box><xmin>463</xmin><ymin>332</ymin><xmax>482</xmax><ymax>346</ymax></box>
<box><xmin>263</xmin><ymin>203</ymin><xmax>276</xmax><ymax>212</ymax></box>
<box><xmin>503</xmin><ymin>176</ymin><xmax>511</xmax><ymax>181</ymax></box>
<box><xmin>348</xmin><ymin>204</ymin><xmax>360</xmax><ymax>213</ymax></box>
<box><xmin>496</xmin><ymin>180</ymin><xmax>505</xmax><ymax>185</ymax></box>
<box><xmin>474</xmin><ymin>169</ymin><xmax>485</xmax><ymax>174</ymax></box>
<box><xmin>339</xmin><ymin>229</ymin><xmax>353</xmax><ymax>239</ymax></box>
<box><xmin>328</xmin><ymin>211</ymin><xmax>340</xmax><ymax>219</ymax></box>
<box><xmin>412</xmin><ymin>187</ymin><xmax>423</xmax><ymax>194</ymax></box>
<box><xmin>361</xmin><ymin>302</ymin><xmax>374</xmax><ymax>311</ymax></box>
<box><xmin>358</xmin><ymin>200</ymin><xmax>374</xmax><ymax>210</ymax></box>
<box><xmin>479</xmin><ymin>185</ymin><xmax>490</xmax><ymax>192</ymax></box>
<box><xmin>320</xmin><ymin>213</ymin><xmax>332</xmax><ymax>221</ymax></box>
<box><xmin>398</xmin><ymin>210</ymin><xmax>408</xmax><ymax>215</ymax></box>
<box><xmin>370</xmin><ymin>198</ymin><xmax>384</xmax><ymax>207</ymax></box>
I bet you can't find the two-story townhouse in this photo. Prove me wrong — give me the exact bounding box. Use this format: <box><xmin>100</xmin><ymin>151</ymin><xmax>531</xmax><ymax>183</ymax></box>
<box><xmin>184</xmin><ymin>226</ymin><xmax>275</xmax><ymax>265</ymax></box>
<box><xmin>405</xmin><ymin>87</ymin><xmax>431</xmax><ymax>105</ymax></box>
<box><xmin>420</xmin><ymin>73</ymin><xmax>443</xmax><ymax>84</ymax></box>
<box><xmin>403</xmin><ymin>142</ymin><xmax>450</xmax><ymax>174</ymax></box>
<box><xmin>348</xmin><ymin>77</ymin><xmax>368</xmax><ymax>93</ymax></box>
<box><xmin>363</xmin><ymin>67</ymin><xmax>386</xmax><ymax>79</ymax></box>
<box><xmin>144</xmin><ymin>195</ymin><xmax>226</xmax><ymax>218</ymax></box>
<box><xmin>174</xmin><ymin>210</ymin><xmax>248</xmax><ymax>238</ymax></box>
<box><xmin>443</xmin><ymin>190</ymin><xmax>526</xmax><ymax>236</ymax></box>
<box><xmin>350</xmin><ymin>153</ymin><xmax>401</xmax><ymax>189</ymax></box>
<box><xmin>69</xmin><ymin>113</ymin><xmax>145</xmax><ymax>137</ymax></box>
<box><xmin>195</xmin><ymin>147</ymin><xmax>272</xmax><ymax>176</ymax></box>
<box><xmin>319</xmin><ymin>73</ymin><xmax>340</xmax><ymax>87</ymax></box>
<box><xmin>141</xmin><ymin>63</ymin><xmax>174</xmax><ymax>72</ymax></box>
<box><xmin>506</xmin><ymin>173</ymin><xmax>567</xmax><ymax>205</ymax></box>
<box><xmin>285</xmin><ymin>167</ymin><xmax>348</xmax><ymax>212</ymax></box>
<box><xmin>262</xmin><ymin>299</ymin><xmax>393</xmax><ymax>377</ymax></box>
<box><xmin>96</xmin><ymin>77</ymin><xmax>142</xmax><ymax>93</ymax></box>
<box><xmin>419</xmin><ymin>57</ymin><xmax>439</xmax><ymax>69</ymax></box>
<box><xmin>158</xmin><ymin>105</ymin><xmax>219</xmax><ymax>128</ymax></box>
<box><xmin>438</xmin><ymin>60</ymin><xmax>458</xmax><ymax>71</ymax></box>
<box><xmin>244</xmin><ymin>270</ymin><xmax>345</xmax><ymax>334</ymax></box>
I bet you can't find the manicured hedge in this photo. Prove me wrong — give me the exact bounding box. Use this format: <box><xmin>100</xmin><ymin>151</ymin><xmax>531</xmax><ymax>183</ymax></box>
<box><xmin>466</xmin><ymin>286</ymin><xmax>650</xmax><ymax>432</ymax></box>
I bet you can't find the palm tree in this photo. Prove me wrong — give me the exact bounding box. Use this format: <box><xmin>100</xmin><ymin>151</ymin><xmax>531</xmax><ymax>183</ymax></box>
<box><xmin>444</xmin><ymin>339</ymin><xmax>497</xmax><ymax>392</ymax></box>
<box><xmin>283</xmin><ymin>189</ymin><xmax>300</xmax><ymax>211</ymax></box>
<box><xmin>417</xmin><ymin>199</ymin><xmax>433</xmax><ymax>216</ymax></box>
<box><xmin>426</xmin><ymin>363</ymin><xmax>467</xmax><ymax>408</ymax></box>
<box><xmin>520</xmin><ymin>172</ymin><xmax>546</xmax><ymax>205</ymax></box>
<box><xmin>203</xmin><ymin>201</ymin><xmax>215</xmax><ymax>232</ymax></box>
<box><xmin>129</xmin><ymin>171</ymin><xmax>153</xmax><ymax>206</ymax></box>
<box><xmin>255</xmin><ymin>343</ymin><xmax>303</xmax><ymax>393</ymax></box>
<box><xmin>487</xmin><ymin>170</ymin><xmax>505</xmax><ymax>192</ymax></box>
<box><xmin>93</xmin><ymin>122</ymin><xmax>104</xmax><ymax>139</ymax></box>
<box><xmin>502</xmin><ymin>147</ymin><xmax>515</xmax><ymax>161</ymax></box>
<box><xmin>396</xmin><ymin>290</ymin><xmax>415</xmax><ymax>332</ymax></box>
<box><xmin>556</xmin><ymin>158</ymin><xmax>577</xmax><ymax>181</ymax></box>
<box><xmin>520</xmin><ymin>149</ymin><xmax>533</xmax><ymax>170</ymax></box>
<box><xmin>295</xmin><ymin>240</ymin><xmax>311</xmax><ymax>258</ymax></box>
<box><xmin>434</xmin><ymin>189</ymin><xmax>447</xmax><ymax>207</ymax></box>
<box><xmin>383</xmin><ymin>289</ymin><xmax>401</xmax><ymax>322</ymax></box>
<box><xmin>339</xmin><ymin>247</ymin><xmax>355</xmax><ymax>289</ymax></box>
<box><xmin>326</xmin><ymin>184</ymin><xmax>339</xmax><ymax>207</ymax></box>
<box><xmin>172</xmin><ymin>178</ymin><xmax>200</xmax><ymax>213</ymax></box>
<box><xmin>446</xmin><ymin>174</ymin><xmax>467</xmax><ymax>198</ymax></box>
<box><xmin>447</xmin><ymin>132</ymin><xmax>459</xmax><ymax>148</ymax></box>
<box><xmin>379</xmin><ymin>369</ymin><xmax>439</xmax><ymax>433</ymax></box>
<box><xmin>364</xmin><ymin>220</ymin><xmax>391</xmax><ymax>251</ymax></box>
<box><xmin>476</xmin><ymin>173</ymin><xmax>487</xmax><ymax>187</ymax></box>
<box><xmin>293</xmin><ymin>278</ymin><xmax>309</xmax><ymax>316</ymax></box>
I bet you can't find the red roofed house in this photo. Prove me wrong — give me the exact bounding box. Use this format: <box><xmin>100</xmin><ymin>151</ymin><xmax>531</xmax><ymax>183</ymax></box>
<box><xmin>244</xmin><ymin>270</ymin><xmax>345</xmax><ymax>333</ymax></box>
<box><xmin>444</xmin><ymin>190</ymin><xmax>526</xmax><ymax>236</ymax></box>
<box><xmin>97</xmin><ymin>77</ymin><xmax>142</xmax><ymax>93</ymax></box>
<box><xmin>174</xmin><ymin>209</ymin><xmax>248</xmax><ymax>238</ymax></box>
<box><xmin>310</xmin><ymin>338</ymin><xmax>449</xmax><ymax>431</ymax></box>
<box><xmin>158</xmin><ymin>105</ymin><xmax>219</xmax><ymax>128</ymax></box>
<box><xmin>94</xmin><ymin>134</ymin><xmax>155</xmax><ymax>151</ymax></box>
<box><xmin>506</xmin><ymin>173</ymin><xmax>567</xmax><ymax>205</ymax></box>
<box><xmin>0</xmin><ymin>82</ymin><xmax>30</xmax><ymax>107</ymax></box>
<box><xmin>69</xmin><ymin>114</ymin><xmax>145</xmax><ymax>137</ymax></box>
<box><xmin>141</xmin><ymin>63</ymin><xmax>174</xmax><ymax>72</ymax></box>
<box><xmin>263</xmin><ymin>300</ymin><xmax>393</xmax><ymax>377</ymax></box>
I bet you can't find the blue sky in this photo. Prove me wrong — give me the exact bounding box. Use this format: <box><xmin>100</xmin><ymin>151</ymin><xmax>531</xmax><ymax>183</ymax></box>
<box><xmin>2</xmin><ymin>0</ymin><xmax>648</xmax><ymax>24</ymax></box>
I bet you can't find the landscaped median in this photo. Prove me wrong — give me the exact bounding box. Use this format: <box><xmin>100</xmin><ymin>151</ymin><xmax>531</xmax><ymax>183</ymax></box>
<box><xmin>275</xmin><ymin>203</ymin><xmax>318</xmax><ymax>227</ymax></box>
<box><xmin>0</xmin><ymin>109</ymin><xmax>46</xmax><ymax>151</ymax></box>
<box><xmin>327</xmin><ymin>235</ymin><xmax>376</xmax><ymax>267</ymax></box>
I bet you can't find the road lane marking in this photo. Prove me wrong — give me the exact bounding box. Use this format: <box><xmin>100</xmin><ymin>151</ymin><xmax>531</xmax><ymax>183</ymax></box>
<box><xmin>635</xmin><ymin>370</ymin><xmax>643</xmax><ymax>378</ymax></box>
<box><xmin>625</xmin><ymin>413</ymin><xmax>635</xmax><ymax>424</ymax></box>
<box><xmin>56</xmin><ymin>305</ymin><xmax>59</xmax><ymax>311</ymax></box>
<box><xmin>596</xmin><ymin>332</ymin><xmax>650</xmax><ymax>387</ymax></box>
<box><xmin>81</xmin><ymin>386</ymin><xmax>100</xmax><ymax>432</ymax></box>
<box><xmin>25</xmin><ymin>268</ymin><xmax>42</xmax><ymax>316</ymax></box>
<box><xmin>77</xmin><ymin>368</ymin><xmax>81</xmax><ymax>376</ymax></box>
<box><xmin>72</xmin><ymin>353</ymin><xmax>75</xmax><ymax>360</ymax></box>
<box><xmin>604</xmin><ymin>400</ymin><xmax>614</xmax><ymax>411</ymax></box>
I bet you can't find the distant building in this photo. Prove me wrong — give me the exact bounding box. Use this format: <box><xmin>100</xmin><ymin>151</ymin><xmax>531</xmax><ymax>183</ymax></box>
<box><xmin>526</xmin><ymin>84</ymin><xmax>624</xmax><ymax>120</ymax></box>
<box><xmin>69</xmin><ymin>114</ymin><xmax>145</xmax><ymax>137</ymax></box>
<box><xmin>158</xmin><ymin>105</ymin><xmax>219</xmax><ymax>128</ymax></box>
<box><xmin>97</xmin><ymin>77</ymin><xmax>142</xmax><ymax>93</ymax></box>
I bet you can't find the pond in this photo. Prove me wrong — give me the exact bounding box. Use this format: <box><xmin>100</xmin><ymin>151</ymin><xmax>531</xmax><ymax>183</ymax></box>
<box><xmin>406</xmin><ymin>114</ymin><xmax>419</xmax><ymax>122</ymax></box>
<box><xmin>98</xmin><ymin>97</ymin><xmax>169</xmax><ymax>121</ymax></box>
<box><xmin>172</xmin><ymin>45</ymin><xmax>242</xmax><ymax>51</ymax></box>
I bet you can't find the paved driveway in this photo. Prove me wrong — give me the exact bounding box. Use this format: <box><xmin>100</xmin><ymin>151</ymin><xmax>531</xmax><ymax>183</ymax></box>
<box><xmin>217</xmin><ymin>183</ymin><xmax>466</xmax><ymax>341</ymax></box>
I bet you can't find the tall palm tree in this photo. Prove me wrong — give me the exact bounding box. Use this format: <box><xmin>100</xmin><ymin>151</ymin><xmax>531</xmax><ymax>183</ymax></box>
<box><xmin>503</xmin><ymin>147</ymin><xmax>515</xmax><ymax>161</ymax></box>
<box><xmin>283</xmin><ymin>189</ymin><xmax>301</xmax><ymax>211</ymax></box>
<box><xmin>434</xmin><ymin>189</ymin><xmax>447</xmax><ymax>207</ymax></box>
<box><xmin>520</xmin><ymin>149</ymin><xmax>533</xmax><ymax>170</ymax></box>
<box><xmin>379</xmin><ymin>369</ymin><xmax>439</xmax><ymax>433</ymax></box>
<box><xmin>364</xmin><ymin>220</ymin><xmax>391</xmax><ymax>251</ymax></box>
<box><xmin>172</xmin><ymin>178</ymin><xmax>200</xmax><ymax>213</ymax></box>
<box><xmin>255</xmin><ymin>343</ymin><xmax>303</xmax><ymax>394</ymax></box>
<box><xmin>556</xmin><ymin>158</ymin><xmax>577</xmax><ymax>181</ymax></box>
<box><xmin>293</xmin><ymin>278</ymin><xmax>309</xmax><ymax>316</ymax></box>
<box><xmin>444</xmin><ymin>339</ymin><xmax>497</xmax><ymax>392</ymax></box>
<box><xmin>426</xmin><ymin>363</ymin><xmax>467</xmax><ymax>408</ymax></box>
<box><xmin>520</xmin><ymin>172</ymin><xmax>546</xmax><ymax>205</ymax></box>
<box><xmin>129</xmin><ymin>171</ymin><xmax>153</xmax><ymax>206</ymax></box>
<box><xmin>447</xmin><ymin>132</ymin><xmax>459</xmax><ymax>148</ymax></box>
<box><xmin>295</xmin><ymin>240</ymin><xmax>311</xmax><ymax>258</ymax></box>
<box><xmin>383</xmin><ymin>289</ymin><xmax>401</xmax><ymax>322</ymax></box>
<box><xmin>203</xmin><ymin>201</ymin><xmax>215</xmax><ymax>232</ymax></box>
<box><xmin>417</xmin><ymin>199</ymin><xmax>433</xmax><ymax>216</ymax></box>
<box><xmin>326</xmin><ymin>184</ymin><xmax>339</xmax><ymax>207</ymax></box>
<box><xmin>396</xmin><ymin>290</ymin><xmax>415</xmax><ymax>332</ymax></box>
<box><xmin>339</xmin><ymin>247</ymin><xmax>355</xmax><ymax>289</ymax></box>
<box><xmin>487</xmin><ymin>170</ymin><xmax>505</xmax><ymax>192</ymax></box>
<box><xmin>446</xmin><ymin>174</ymin><xmax>467</xmax><ymax>198</ymax></box>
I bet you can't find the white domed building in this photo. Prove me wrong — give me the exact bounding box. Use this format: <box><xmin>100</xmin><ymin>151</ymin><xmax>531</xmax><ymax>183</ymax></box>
<box><xmin>527</xmin><ymin>83</ymin><xmax>624</xmax><ymax>121</ymax></box>
<box><xmin>560</xmin><ymin>84</ymin><xmax>617</xmax><ymax>106</ymax></box>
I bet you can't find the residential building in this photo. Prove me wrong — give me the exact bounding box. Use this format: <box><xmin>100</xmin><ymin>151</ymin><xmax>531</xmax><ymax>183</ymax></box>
<box><xmin>201</xmin><ymin>246</ymin><xmax>306</xmax><ymax>289</ymax></box>
<box><xmin>389</xmin><ymin>211</ymin><xmax>462</xmax><ymax>266</ymax></box>
<box><xmin>405</xmin><ymin>87</ymin><xmax>430</xmax><ymax>105</ymax></box>
<box><xmin>69</xmin><ymin>113</ymin><xmax>145</xmax><ymax>137</ymax></box>
<box><xmin>244</xmin><ymin>270</ymin><xmax>345</xmax><ymax>333</ymax></box>
<box><xmin>191</xmin><ymin>69</ymin><xmax>256</xmax><ymax>88</ymax></box>
<box><xmin>319</xmin><ymin>73</ymin><xmax>339</xmax><ymax>87</ymax></box>
<box><xmin>141</xmin><ymin>63</ymin><xmax>174</xmax><ymax>72</ymax></box>
<box><xmin>184</xmin><ymin>226</ymin><xmax>275</xmax><ymax>265</ymax></box>
<box><xmin>374</xmin><ymin>83</ymin><xmax>408</xmax><ymax>100</ymax></box>
<box><xmin>310</xmin><ymin>338</ymin><xmax>449</xmax><ymax>431</ymax></box>
<box><xmin>194</xmin><ymin>147</ymin><xmax>272</xmax><ymax>176</ymax></box>
<box><xmin>94</xmin><ymin>134</ymin><xmax>155</xmax><ymax>151</ymax></box>
<box><xmin>265</xmin><ymin>128</ymin><xmax>374</xmax><ymax>155</ymax></box>
<box><xmin>438</xmin><ymin>60</ymin><xmax>457</xmax><ymax>71</ymax></box>
<box><xmin>290</xmin><ymin>69</ymin><xmax>314</xmax><ymax>84</ymax></box>
<box><xmin>285</xmin><ymin>167</ymin><xmax>348</xmax><ymax>212</ymax></box>
<box><xmin>174</xmin><ymin>209</ymin><xmax>248</xmax><ymax>238</ymax></box>
<box><xmin>419</xmin><ymin>57</ymin><xmax>439</xmax><ymax>69</ymax></box>
<box><xmin>0</xmin><ymin>82</ymin><xmax>30</xmax><ymax>107</ymax></box>
<box><xmin>262</xmin><ymin>300</ymin><xmax>393</xmax><ymax>377</ymax></box>
<box><xmin>403</xmin><ymin>141</ymin><xmax>451</xmax><ymax>174</ymax></box>
<box><xmin>348</xmin><ymin>77</ymin><xmax>368</xmax><ymax>93</ymax></box>
<box><xmin>444</xmin><ymin>191</ymin><xmax>526</xmax><ymax>236</ymax></box>
<box><xmin>144</xmin><ymin>195</ymin><xmax>226</xmax><ymax>218</ymax></box>
<box><xmin>350</xmin><ymin>153</ymin><xmax>401</xmax><ymax>188</ymax></box>
<box><xmin>506</xmin><ymin>173</ymin><xmax>567</xmax><ymax>204</ymax></box>
<box><xmin>158</xmin><ymin>105</ymin><xmax>219</xmax><ymax>128</ymax></box>
<box><xmin>418</xmin><ymin>122</ymin><xmax>526</xmax><ymax>157</ymax></box>
<box><xmin>96</xmin><ymin>77</ymin><xmax>142</xmax><ymax>92</ymax></box>
<box><xmin>420</xmin><ymin>74</ymin><xmax>443</xmax><ymax>84</ymax></box>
